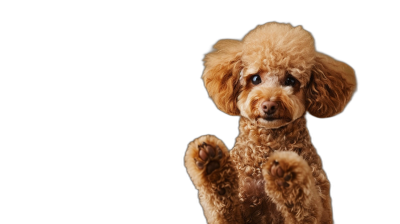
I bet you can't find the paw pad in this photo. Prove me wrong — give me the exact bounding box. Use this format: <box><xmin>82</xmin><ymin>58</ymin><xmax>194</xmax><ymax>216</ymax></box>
<box><xmin>195</xmin><ymin>142</ymin><xmax>223</xmax><ymax>174</ymax></box>
<box><xmin>270</xmin><ymin>161</ymin><xmax>292</xmax><ymax>188</ymax></box>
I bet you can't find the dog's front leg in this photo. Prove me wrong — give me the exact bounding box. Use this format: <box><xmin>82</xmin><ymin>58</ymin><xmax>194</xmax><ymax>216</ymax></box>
<box><xmin>185</xmin><ymin>135</ymin><xmax>240</xmax><ymax>224</ymax></box>
<box><xmin>262</xmin><ymin>151</ymin><xmax>323</xmax><ymax>224</ymax></box>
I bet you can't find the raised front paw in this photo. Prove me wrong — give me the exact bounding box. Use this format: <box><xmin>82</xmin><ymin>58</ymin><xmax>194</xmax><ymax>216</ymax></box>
<box><xmin>263</xmin><ymin>151</ymin><xmax>313</xmax><ymax>195</ymax></box>
<box><xmin>196</xmin><ymin>142</ymin><xmax>223</xmax><ymax>174</ymax></box>
<box><xmin>185</xmin><ymin>135</ymin><xmax>229</xmax><ymax>183</ymax></box>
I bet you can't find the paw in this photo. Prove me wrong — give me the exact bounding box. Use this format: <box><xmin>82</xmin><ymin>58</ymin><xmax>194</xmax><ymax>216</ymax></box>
<box><xmin>269</xmin><ymin>160</ymin><xmax>293</xmax><ymax>188</ymax></box>
<box><xmin>263</xmin><ymin>151</ymin><xmax>311</xmax><ymax>193</ymax></box>
<box><xmin>195</xmin><ymin>142</ymin><xmax>223</xmax><ymax>174</ymax></box>
<box><xmin>185</xmin><ymin>135</ymin><xmax>229</xmax><ymax>185</ymax></box>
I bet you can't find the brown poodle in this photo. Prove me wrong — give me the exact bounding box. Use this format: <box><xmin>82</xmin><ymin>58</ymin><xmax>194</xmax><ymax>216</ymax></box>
<box><xmin>185</xmin><ymin>22</ymin><xmax>356</xmax><ymax>224</ymax></box>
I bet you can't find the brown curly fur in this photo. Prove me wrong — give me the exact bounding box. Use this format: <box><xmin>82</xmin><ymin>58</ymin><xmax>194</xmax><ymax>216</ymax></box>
<box><xmin>185</xmin><ymin>22</ymin><xmax>356</xmax><ymax>224</ymax></box>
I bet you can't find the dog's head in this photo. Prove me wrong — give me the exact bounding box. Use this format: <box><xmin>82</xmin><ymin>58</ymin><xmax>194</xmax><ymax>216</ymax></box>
<box><xmin>202</xmin><ymin>22</ymin><xmax>356</xmax><ymax>129</ymax></box>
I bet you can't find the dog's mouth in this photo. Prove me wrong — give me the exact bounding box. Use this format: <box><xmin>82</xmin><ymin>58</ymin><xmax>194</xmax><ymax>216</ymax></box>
<box><xmin>264</xmin><ymin>116</ymin><xmax>277</xmax><ymax>121</ymax></box>
<box><xmin>256</xmin><ymin>116</ymin><xmax>293</xmax><ymax>129</ymax></box>
<box><xmin>262</xmin><ymin>115</ymin><xmax>292</xmax><ymax>123</ymax></box>
<box><xmin>263</xmin><ymin>115</ymin><xmax>281</xmax><ymax>121</ymax></box>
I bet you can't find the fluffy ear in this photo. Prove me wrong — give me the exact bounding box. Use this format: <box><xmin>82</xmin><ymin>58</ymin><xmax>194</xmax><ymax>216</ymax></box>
<box><xmin>202</xmin><ymin>39</ymin><xmax>243</xmax><ymax>115</ymax></box>
<box><xmin>306</xmin><ymin>52</ymin><xmax>357</xmax><ymax>118</ymax></box>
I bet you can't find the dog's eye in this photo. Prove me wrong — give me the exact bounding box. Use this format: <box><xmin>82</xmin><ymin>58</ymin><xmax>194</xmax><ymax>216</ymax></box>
<box><xmin>284</xmin><ymin>76</ymin><xmax>297</xmax><ymax>86</ymax></box>
<box><xmin>251</xmin><ymin>75</ymin><xmax>261</xmax><ymax>85</ymax></box>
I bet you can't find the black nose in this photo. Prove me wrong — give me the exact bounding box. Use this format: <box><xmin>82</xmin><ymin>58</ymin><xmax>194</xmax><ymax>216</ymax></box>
<box><xmin>261</xmin><ymin>101</ymin><xmax>278</xmax><ymax>115</ymax></box>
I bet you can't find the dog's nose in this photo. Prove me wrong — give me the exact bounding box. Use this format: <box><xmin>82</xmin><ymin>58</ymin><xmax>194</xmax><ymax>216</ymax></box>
<box><xmin>261</xmin><ymin>101</ymin><xmax>278</xmax><ymax>115</ymax></box>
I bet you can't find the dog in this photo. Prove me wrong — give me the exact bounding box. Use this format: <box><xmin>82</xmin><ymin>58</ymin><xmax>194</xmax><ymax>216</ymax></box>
<box><xmin>185</xmin><ymin>22</ymin><xmax>356</xmax><ymax>224</ymax></box>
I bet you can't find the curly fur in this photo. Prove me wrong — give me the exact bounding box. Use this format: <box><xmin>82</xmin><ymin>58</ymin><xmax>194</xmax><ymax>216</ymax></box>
<box><xmin>185</xmin><ymin>22</ymin><xmax>356</xmax><ymax>224</ymax></box>
<box><xmin>203</xmin><ymin>40</ymin><xmax>243</xmax><ymax>115</ymax></box>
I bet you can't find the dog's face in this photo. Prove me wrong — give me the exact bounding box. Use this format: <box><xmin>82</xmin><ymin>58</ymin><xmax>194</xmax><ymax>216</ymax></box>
<box><xmin>202</xmin><ymin>23</ymin><xmax>356</xmax><ymax>129</ymax></box>
<box><xmin>237</xmin><ymin>69</ymin><xmax>307</xmax><ymax>129</ymax></box>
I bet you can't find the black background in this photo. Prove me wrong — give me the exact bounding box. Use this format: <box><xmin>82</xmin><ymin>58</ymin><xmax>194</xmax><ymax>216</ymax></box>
<box><xmin>96</xmin><ymin>2</ymin><xmax>393</xmax><ymax>223</ymax></box>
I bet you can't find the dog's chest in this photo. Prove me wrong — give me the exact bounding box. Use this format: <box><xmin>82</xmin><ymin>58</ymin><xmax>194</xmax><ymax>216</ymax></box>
<box><xmin>231</xmin><ymin>118</ymin><xmax>312</xmax><ymax>223</ymax></box>
<box><xmin>231</xmin><ymin>143</ymin><xmax>282</xmax><ymax>223</ymax></box>
<box><xmin>239</xmin><ymin>178</ymin><xmax>283</xmax><ymax>223</ymax></box>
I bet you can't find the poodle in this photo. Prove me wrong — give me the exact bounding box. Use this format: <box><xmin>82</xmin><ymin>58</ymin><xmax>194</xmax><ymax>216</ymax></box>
<box><xmin>185</xmin><ymin>22</ymin><xmax>356</xmax><ymax>224</ymax></box>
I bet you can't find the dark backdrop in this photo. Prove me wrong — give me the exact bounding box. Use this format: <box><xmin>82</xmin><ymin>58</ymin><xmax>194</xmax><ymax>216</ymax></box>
<box><xmin>95</xmin><ymin>2</ymin><xmax>392</xmax><ymax>223</ymax></box>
